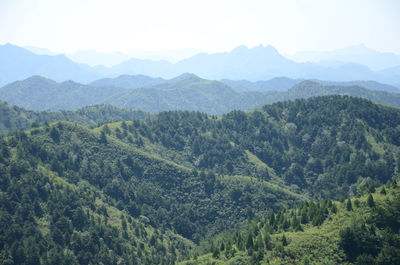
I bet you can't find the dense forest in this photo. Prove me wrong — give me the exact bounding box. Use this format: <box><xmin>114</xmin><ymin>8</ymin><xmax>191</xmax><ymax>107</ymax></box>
<box><xmin>0</xmin><ymin>101</ymin><xmax>150</xmax><ymax>135</ymax></box>
<box><xmin>181</xmin><ymin>182</ymin><xmax>400</xmax><ymax>264</ymax></box>
<box><xmin>104</xmin><ymin>95</ymin><xmax>400</xmax><ymax>198</ymax></box>
<box><xmin>1</xmin><ymin>95</ymin><xmax>400</xmax><ymax>264</ymax></box>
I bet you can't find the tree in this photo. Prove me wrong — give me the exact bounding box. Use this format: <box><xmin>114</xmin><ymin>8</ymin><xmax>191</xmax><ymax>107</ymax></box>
<box><xmin>367</xmin><ymin>194</ymin><xmax>375</xmax><ymax>208</ymax></box>
<box><xmin>264</xmin><ymin>233</ymin><xmax>272</xmax><ymax>250</ymax></box>
<box><xmin>346</xmin><ymin>199</ymin><xmax>353</xmax><ymax>211</ymax></box>
<box><xmin>282</xmin><ymin>234</ymin><xmax>288</xmax><ymax>246</ymax></box>
<box><xmin>246</xmin><ymin>234</ymin><xmax>254</xmax><ymax>250</ymax></box>
<box><xmin>212</xmin><ymin>247</ymin><xmax>220</xmax><ymax>258</ymax></box>
<box><xmin>355</xmin><ymin>254</ymin><xmax>376</xmax><ymax>265</ymax></box>
<box><xmin>50</xmin><ymin>127</ymin><xmax>60</xmax><ymax>143</ymax></box>
<box><xmin>339</xmin><ymin>227</ymin><xmax>358</xmax><ymax>261</ymax></box>
<box><xmin>99</xmin><ymin>131</ymin><xmax>107</xmax><ymax>144</ymax></box>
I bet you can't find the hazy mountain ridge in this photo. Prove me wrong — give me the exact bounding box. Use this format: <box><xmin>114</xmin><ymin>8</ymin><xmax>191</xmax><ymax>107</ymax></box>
<box><xmin>0</xmin><ymin>75</ymin><xmax>129</xmax><ymax>110</ymax></box>
<box><xmin>2</xmin><ymin>43</ymin><xmax>400</xmax><ymax>87</ymax></box>
<box><xmin>0</xmin><ymin>43</ymin><xmax>104</xmax><ymax>86</ymax></box>
<box><xmin>1</xmin><ymin>74</ymin><xmax>400</xmax><ymax>116</ymax></box>
<box><xmin>89</xmin><ymin>74</ymin><xmax>166</xmax><ymax>89</ymax></box>
<box><xmin>289</xmin><ymin>44</ymin><xmax>400</xmax><ymax>71</ymax></box>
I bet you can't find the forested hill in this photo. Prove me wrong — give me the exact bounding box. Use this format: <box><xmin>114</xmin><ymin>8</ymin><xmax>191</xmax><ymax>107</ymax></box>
<box><xmin>0</xmin><ymin>117</ymin><xmax>301</xmax><ymax>264</ymax></box>
<box><xmin>113</xmin><ymin>95</ymin><xmax>399</xmax><ymax>199</ymax></box>
<box><xmin>181</xmin><ymin>182</ymin><xmax>400</xmax><ymax>264</ymax></box>
<box><xmin>1</xmin><ymin>95</ymin><xmax>400</xmax><ymax>264</ymax></box>
<box><xmin>1</xmin><ymin>75</ymin><xmax>400</xmax><ymax>115</ymax></box>
<box><xmin>0</xmin><ymin>101</ymin><xmax>150</xmax><ymax>135</ymax></box>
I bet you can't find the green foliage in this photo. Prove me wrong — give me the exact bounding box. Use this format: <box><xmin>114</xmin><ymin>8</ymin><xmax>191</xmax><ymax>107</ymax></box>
<box><xmin>0</xmin><ymin>152</ymin><xmax>192</xmax><ymax>264</ymax></box>
<box><xmin>188</xmin><ymin>184</ymin><xmax>400</xmax><ymax>264</ymax></box>
<box><xmin>1</xmin><ymin>95</ymin><xmax>400</xmax><ymax>265</ymax></box>
<box><xmin>110</xmin><ymin>95</ymin><xmax>400</xmax><ymax>199</ymax></box>
<box><xmin>0</xmin><ymin>100</ymin><xmax>149</xmax><ymax>135</ymax></box>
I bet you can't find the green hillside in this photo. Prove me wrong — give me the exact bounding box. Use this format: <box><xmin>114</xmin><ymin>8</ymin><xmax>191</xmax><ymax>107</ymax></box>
<box><xmin>0</xmin><ymin>119</ymin><xmax>302</xmax><ymax>263</ymax></box>
<box><xmin>0</xmin><ymin>100</ymin><xmax>149</xmax><ymax>135</ymax></box>
<box><xmin>105</xmin><ymin>95</ymin><xmax>400</xmax><ymax>199</ymax></box>
<box><xmin>1</xmin><ymin>95</ymin><xmax>400</xmax><ymax>264</ymax></box>
<box><xmin>181</xmin><ymin>182</ymin><xmax>400</xmax><ymax>264</ymax></box>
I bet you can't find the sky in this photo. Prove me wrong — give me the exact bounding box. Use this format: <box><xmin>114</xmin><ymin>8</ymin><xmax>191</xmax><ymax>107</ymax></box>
<box><xmin>0</xmin><ymin>0</ymin><xmax>399</xmax><ymax>55</ymax></box>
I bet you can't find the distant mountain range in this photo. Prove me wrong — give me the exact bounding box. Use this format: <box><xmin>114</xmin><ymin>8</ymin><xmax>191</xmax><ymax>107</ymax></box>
<box><xmin>1</xmin><ymin>74</ymin><xmax>399</xmax><ymax>115</ymax></box>
<box><xmin>0</xmin><ymin>43</ymin><xmax>106</xmax><ymax>86</ymax></box>
<box><xmin>221</xmin><ymin>77</ymin><xmax>400</xmax><ymax>93</ymax></box>
<box><xmin>0</xmin><ymin>76</ymin><xmax>128</xmax><ymax>110</ymax></box>
<box><xmin>2</xmin><ymin>43</ymin><xmax>400</xmax><ymax>87</ymax></box>
<box><xmin>89</xmin><ymin>74</ymin><xmax>166</xmax><ymax>89</ymax></box>
<box><xmin>66</xmin><ymin>48</ymin><xmax>203</xmax><ymax>66</ymax></box>
<box><xmin>289</xmin><ymin>44</ymin><xmax>400</xmax><ymax>71</ymax></box>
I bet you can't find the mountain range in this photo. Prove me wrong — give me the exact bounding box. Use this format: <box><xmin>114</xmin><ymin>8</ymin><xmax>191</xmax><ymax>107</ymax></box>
<box><xmin>1</xmin><ymin>74</ymin><xmax>400</xmax><ymax>115</ymax></box>
<box><xmin>2</xmin><ymin>43</ymin><xmax>400</xmax><ymax>87</ymax></box>
<box><xmin>2</xmin><ymin>39</ymin><xmax>400</xmax><ymax>265</ymax></box>
<box><xmin>289</xmin><ymin>44</ymin><xmax>400</xmax><ymax>71</ymax></box>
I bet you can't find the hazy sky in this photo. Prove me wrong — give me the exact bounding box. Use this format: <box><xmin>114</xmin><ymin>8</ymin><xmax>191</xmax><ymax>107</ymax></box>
<box><xmin>1</xmin><ymin>0</ymin><xmax>399</xmax><ymax>54</ymax></box>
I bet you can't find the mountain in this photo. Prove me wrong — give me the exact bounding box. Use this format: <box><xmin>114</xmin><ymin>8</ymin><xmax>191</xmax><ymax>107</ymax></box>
<box><xmin>172</xmin><ymin>45</ymin><xmax>295</xmax><ymax>81</ymax></box>
<box><xmin>108</xmin><ymin>45</ymin><xmax>398</xmax><ymax>84</ymax></box>
<box><xmin>379</xmin><ymin>65</ymin><xmax>400</xmax><ymax>85</ymax></box>
<box><xmin>286</xmin><ymin>81</ymin><xmax>400</xmax><ymax>107</ymax></box>
<box><xmin>23</xmin><ymin>45</ymin><xmax>60</xmax><ymax>56</ymax></box>
<box><xmin>222</xmin><ymin>77</ymin><xmax>400</xmax><ymax>93</ymax></box>
<box><xmin>0</xmin><ymin>100</ymin><xmax>150</xmax><ymax>135</ymax></box>
<box><xmin>221</xmin><ymin>77</ymin><xmax>303</xmax><ymax>92</ymax></box>
<box><xmin>290</xmin><ymin>44</ymin><xmax>400</xmax><ymax>71</ymax></box>
<box><xmin>108</xmin><ymin>57</ymin><xmax>175</xmax><ymax>77</ymax></box>
<box><xmin>316</xmin><ymin>79</ymin><xmax>400</xmax><ymax>93</ymax></box>
<box><xmin>0</xmin><ymin>76</ymin><xmax>129</xmax><ymax>110</ymax></box>
<box><xmin>0</xmin><ymin>43</ymin><xmax>107</xmax><ymax>86</ymax></box>
<box><xmin>2</xmin><ymin>75</ymin><xmax>400</xmax><ymax>115</ymax></box>
<box><xmin>221</xmin><ymin>77</ymin><xmax>302</xmax><ymax>92</ymax></box>
<box><xmin>3</xmin><ymin>43</ymin><xmax>400</xmax><ymax>86</ymax></box>
<box><xmin>90</xmin><ymin>74</ymin><xmax>165</xmax><ymax>89</ymax></box>
<box><xmin>104</xmin><ymin>74</ymin><xmax>241</xmax><ymax>114</ymax></box>
<box><xmin>66</xmin><ymin>48</ymin><xmax>203</xmax><ymax>67</ymax></box>
<box><xmin>1</xmin><ymin>95</ymin><xmax>399</xmax><ymax>264</ymax></box>
<box><xmin>66</xmin><ymin>50</ymin><xmax>131</xmax><ymax>67</ymax></box>
<box><xmin>125</xmin><ymin>48</ymin><xmax>203</xmax><ymax>63</ymax></box>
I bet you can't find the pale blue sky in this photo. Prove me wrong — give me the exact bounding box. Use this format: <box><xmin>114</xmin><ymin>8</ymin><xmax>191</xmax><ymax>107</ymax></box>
<box><xmin>0</xmin><ymin>0</ymin><xmax>399</xmax><ymax>54</ymax></box>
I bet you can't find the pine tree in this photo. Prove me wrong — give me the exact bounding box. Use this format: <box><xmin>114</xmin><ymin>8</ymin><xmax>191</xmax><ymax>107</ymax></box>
<box><xmin>99</xmin><ymin>131</ymin><xmax>107</xmax><ymax>144</ymax></box>
<box><xmin>256</xmin><ymin>233</ymin><xmax>264</xmax><ymax>250</ymax></box>
<box><xmin>50</xmin><ymin>127</ymin><xmax>60</xmax><ymax>143</ymax></box>
<box><xmin>367</xmin><ymin>194</ymin><xmax>375</xmax><ymax>208</ymax></box>
<box><xmin>264</xmin><ymin>233</ymin><xmax>272</xmax><ymax>250</ymax></box>
<box><xmin>301</xmin><ymin>208</ymin><xmax>308</xmax><ymax>224</ymax></box>
<box><xmin>220</xmin><ymin>242</ymin><xmax>225</xmax><ymax>251</ymax></box>
<box><xmin>246</xmin><ymin>234</ymin><xmax>254</xmax><ymax>250</ymax></box>
<box><xmin>282</xmin><ymin>234</ymin><xmax>288</xmax><ymax>246</ymax></box>
<box><xmin>346</xmin><ymin>199</ymin><xmax>353</xmax><ymax>211</ymax></box>
<box><xmin>212</xmin><ymin>247</ymin><xmax>220</xmax><ymax>258</ymax></box>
